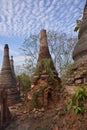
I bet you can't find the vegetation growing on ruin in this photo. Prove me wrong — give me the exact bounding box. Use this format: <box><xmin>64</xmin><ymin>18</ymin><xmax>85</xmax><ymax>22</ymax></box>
<box><xmin>74</xmin><ymin>20</ymin><xmax>82</xmax><ymax>32</ymax></box>
<box><xmin>34</xmin><ymin>59</ymin><xmax>55</xmax><ymax>84</ymax></box>
<box><xmin>67</xmin><ymin>86</ymin><xmax>87</xmax><ymax>114</ymax></box>
<box><xmin>32</xmin><ymin>84</ymin><xmax>48</xmax><ymax>108</ymax></box>
<box><xmin>66</xmin><ymin>64</ymin><xmax>77</xmax><ymax>74</ymax></box>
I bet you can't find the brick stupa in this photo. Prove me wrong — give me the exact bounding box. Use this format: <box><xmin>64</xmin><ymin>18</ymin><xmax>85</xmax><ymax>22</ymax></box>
<box><xmin>30</xmin><ymin>30</ymin><xmax>61</xmax><ymax>108</ymax></box>
<box><xmin>73</xmin><ymin>1</ymin><xmax>87</xmax><ymax>64</ymax></box>
<box><xmin>65</xmin><ymin>1</ymin><xmax>87</xmax><ymax>90</ymax></box>
<box><xmin>0</xmin><ymin>44</ymin><xmax>19</xmax><ymax>106</ymax></box>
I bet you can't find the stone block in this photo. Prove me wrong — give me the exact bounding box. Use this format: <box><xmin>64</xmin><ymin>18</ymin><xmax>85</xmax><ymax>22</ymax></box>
<box><xmin>75</xmin><ymin>78</ymin><xmax>83</xmax><ymax>84</ymax></box>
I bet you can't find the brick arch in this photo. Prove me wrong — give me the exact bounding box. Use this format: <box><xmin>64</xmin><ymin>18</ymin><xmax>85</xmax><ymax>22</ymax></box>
<box><xmin>47</xmin><ymin>91</ymin><xmax>52</xmax><ymax>101</ymax></box>
<box><xmin>44</xmin><ymin>87</ymin><xmax>54</xmax><ymax>108</ymax></box>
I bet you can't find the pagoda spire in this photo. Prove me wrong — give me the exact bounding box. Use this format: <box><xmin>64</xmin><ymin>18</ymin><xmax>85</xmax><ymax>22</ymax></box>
<box><xmin>1</xmin><ymin>44</ymin><xmax>11</xmax><ymax>71</ymax></box>
<box><xmin>38</xmin><ymin>29</ymin><xmax>51</xmax><ymax>61</ymax></box>
<box><xmin>10</xmin><ymin>56</ymin><xmax>16</xmax><ymax>77</ymax></box>
<box><xmin>0</xmin><ymin>44</ymin><xmax>19</xmax><ymax>106</ymax></box>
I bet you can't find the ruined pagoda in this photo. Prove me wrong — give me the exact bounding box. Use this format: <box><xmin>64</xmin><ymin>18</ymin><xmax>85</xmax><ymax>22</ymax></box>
<box><xmin>73</xmin><ymin>0</ymin><xmax>87</xmax><ymax>64</ymax></box>
<box><xmin>65</xmin><ymin>1</ymin><xmax>87</xmax><ymax>87</ymax></box>
<box><xmin>0</xmin><ymin>44</ymin><xmax>19</xmax><ymax>106</ymax></box>
<box><xmin>30</xmin><ymin>29</ymin><xmax>61</xmax><ymax>108</ymax></box>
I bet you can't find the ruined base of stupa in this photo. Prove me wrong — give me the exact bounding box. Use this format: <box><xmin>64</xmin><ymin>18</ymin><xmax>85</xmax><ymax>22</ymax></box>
<box><xmin>65</xmin><ymin>1</ymin><xmax>87</xmax><ymax>94</ymax></box>
<box><xmin>30</xmin><ymin>60</ymin><xmax>61</xmax><ymax>108</ymax></box>
<box><xmin>64</xmin><ymin>61</ymin><xmax>87</xmax><ymax>94</ymax></box>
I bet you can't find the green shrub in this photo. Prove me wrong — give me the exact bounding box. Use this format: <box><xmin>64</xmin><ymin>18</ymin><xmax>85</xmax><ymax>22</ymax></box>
<box><xmin>34</xmin><ymin>59</ymin><xmax>54</xmax><ymax>83</ymax></box>
<box><xmin>74</xmin><ymin>20</ymin><xmax>82</xmax><ymax>32</ymax></box>
<box><xmin>66</xmin><ymin>64</ymin><xmax>77</xmax><ymax>74</ymax></box>
<box><xmin>67</xmin><ymin>86</ymin><xmax>87</xmax><ymax>114</ymax></box>
<box><xmin>32</xmin><ymin>91</ymin><xmax>38</xmax><ymax>108</ymax></box>
<box><xmin>32</xmin><ymin>84</ymin><xmax>48</xmax><ymax>108</ymax></box>
<box><xmin>39</xmin><ymin>84</ymin><xmax>48</xmax><ymax>95</ymax></box>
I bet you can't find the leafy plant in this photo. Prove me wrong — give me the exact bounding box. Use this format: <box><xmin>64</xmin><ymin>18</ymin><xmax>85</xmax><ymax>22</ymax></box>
<box><xmin>73</xmin><ymin>104</ymin><xmax>84</xmax><ymax>114</ymax></box>
<box><xmin>34</xmin><ymin>58</ymin><xmax>54</xmax><ymax>83</ymax></box>
<box><xmin>32</xmin><ymin>91</ymin><xmax>38</xmax><ymax>107</ymax></box>
<box><xmin>32</xmin><ymin>84</ymin><xmax>48</xmax><ymax>108</ymax></box>
<box><xmin>67</xmin><ymin>96</ymin><xmax>73</xmax><ymax>110</ymax></box>
<box><xmin>74</xmin><ymin>20</ymin><xmax>82</xmax><ymax>32</ymax></box>
<box><xmin>39</xmin><ymin>84</ymin><xmax>48</xmax><ymax>95</ymax></box>
<box><xmin>67</xmin><ymin>86</ymin><xmax>87</xmax><ymax>114</ymax></box>
<box><xmin>17</xmin><ymin>73</ymin><xmax>31</xmax><ymax>91</ymax></box>
<box><xmin>66</xmin><ymin>64</ymin><xmax>77</xmax><ymax>74</ymax></box>
<box><xmin>75</xmin><ymin>87</ymin><xmax>86</xmax><ymax>101</ymax></box>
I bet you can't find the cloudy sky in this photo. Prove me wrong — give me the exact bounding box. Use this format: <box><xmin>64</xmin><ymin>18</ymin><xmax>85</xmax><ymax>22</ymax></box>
<box><xmin>0</xmin><ymin>0</ymin><xmax>86</xmax><ymax>69</ymax></box>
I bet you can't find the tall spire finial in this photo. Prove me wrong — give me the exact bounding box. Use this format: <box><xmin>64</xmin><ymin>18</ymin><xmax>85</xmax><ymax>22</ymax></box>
<box><xmin>38</xmin><ymin>29</ymin><xmax>51</xmax><ymax>61</ymax></box>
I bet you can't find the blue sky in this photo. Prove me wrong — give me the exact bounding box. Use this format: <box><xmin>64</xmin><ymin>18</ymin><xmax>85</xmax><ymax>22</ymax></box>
<box><xmin>0</xmin><ymin>0</ymin><xmax>86</xmax><ymax>69</ymax></box>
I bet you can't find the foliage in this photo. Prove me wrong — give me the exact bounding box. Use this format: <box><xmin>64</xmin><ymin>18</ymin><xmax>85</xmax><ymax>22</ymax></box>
<box><xmin>66</xmin><ymin>64</ymin><xmax>77</xmax><ymax>74</ymax></box>
<box><xmin>83</xmin><ymin>70</ymin><xmax>87</xmax><ymax>75</ymax></box>
<box><xmin>61</xmin><ymin>76</ymin><xmax>66</xmax><ymax>86</ymax></box>
<box><xmin>74</xmin><ymin>20</ymin><xmax>82</xmax><ymax>32</ymax></box>
<box><xmin>54</xmin><ymin>87</ymin><xmax>61</xmax><ymax>92</ymax></box>
<box><xmin>35</xmin><ymin>59</ymin><xmax>54</xmax><ymax>84</ymax></box>
<box><xmin>38</xmin><ymin>84</ymin><xmax>48</xmax><ymax>95</ymax></box>
<box><xmin>32</xmin><ymin>84</ymin><xmax>48</xmax><ymax>108</ymax></box>
<box><xmin>67</xmin><ymin>86</ymin><xmax>87</xmax><ymax>114</ymax></box>
<box><xmin>21</xmin><ymin>31</ymin><xmax>77</xmax><ymax>76</ymax></box>
<box><xmin>17</xmin><ymin>73</ymin><xmax>31</xmax><ymax>91</ymax></box>
<box><xmin>32</xmin><ymin>91</ymin><xmax>38</xmax><ymax>108</ymax></box>
<box><xmin>20</xmin><ymin>34</ymin><xmax>39</xmax><ymax>76</ymax></box>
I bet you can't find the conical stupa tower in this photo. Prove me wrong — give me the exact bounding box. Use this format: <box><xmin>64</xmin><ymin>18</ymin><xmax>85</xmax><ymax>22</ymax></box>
<box><xmin>10</xmin><ymin>56</ymin><xmax>16</xmax><ymax>80</ymax></box>
<box><xmin>32</xmin><ymin>29</ymin><xmax>61</xmax><ymax>87</ymax></box>
<box><xmin>0</xmin><ymin>44</ymin><xmax>19</xmax><ymax>106</ymax></box>
<box><xmin>30</xmin><ymin>30</ymin><xmax>61</xmax><ymax>108</ymax></box>
<box><xmin>73</xmin><ymin>1</ymin><xmax>87</xmax><ymax>64</ymax></box>
<box><xmin>38</xmin><ymin>29</ymin><xmax>52</xmax><ymax>61</ymax></box>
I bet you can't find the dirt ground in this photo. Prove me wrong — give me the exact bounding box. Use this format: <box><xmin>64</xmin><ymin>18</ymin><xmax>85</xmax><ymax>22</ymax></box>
<box><xmin>3</xmin><ymin>97</ymin><xmax>87</xmax><ymax>130</ymax></box>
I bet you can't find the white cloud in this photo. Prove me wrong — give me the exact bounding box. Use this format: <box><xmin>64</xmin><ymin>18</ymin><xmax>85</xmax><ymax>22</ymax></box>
<box><xmin>14</xmin><ymin>55</ymin><xmax>25</xmax><ymax>63</ymax></box>
<box><xmin>0</xmin><ymin>0</ymin><xmax>86</xmax><ymax>37</ymax></box>
<box><xmin>0</xmin><ymin>0</ymin><xmax>86</xmax><ymax>69</ymax></box>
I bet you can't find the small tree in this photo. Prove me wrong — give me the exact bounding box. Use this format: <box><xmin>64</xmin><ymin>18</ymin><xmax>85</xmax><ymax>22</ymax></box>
<box><xmin>20</xmin><ymin>31</ymin><xmax>77</xmax><ymax>76</ymax></box>
<box><xmin>17</xmin><ymin>73</ymin><xmax>31</xmax><ymax>91</ymax></box>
